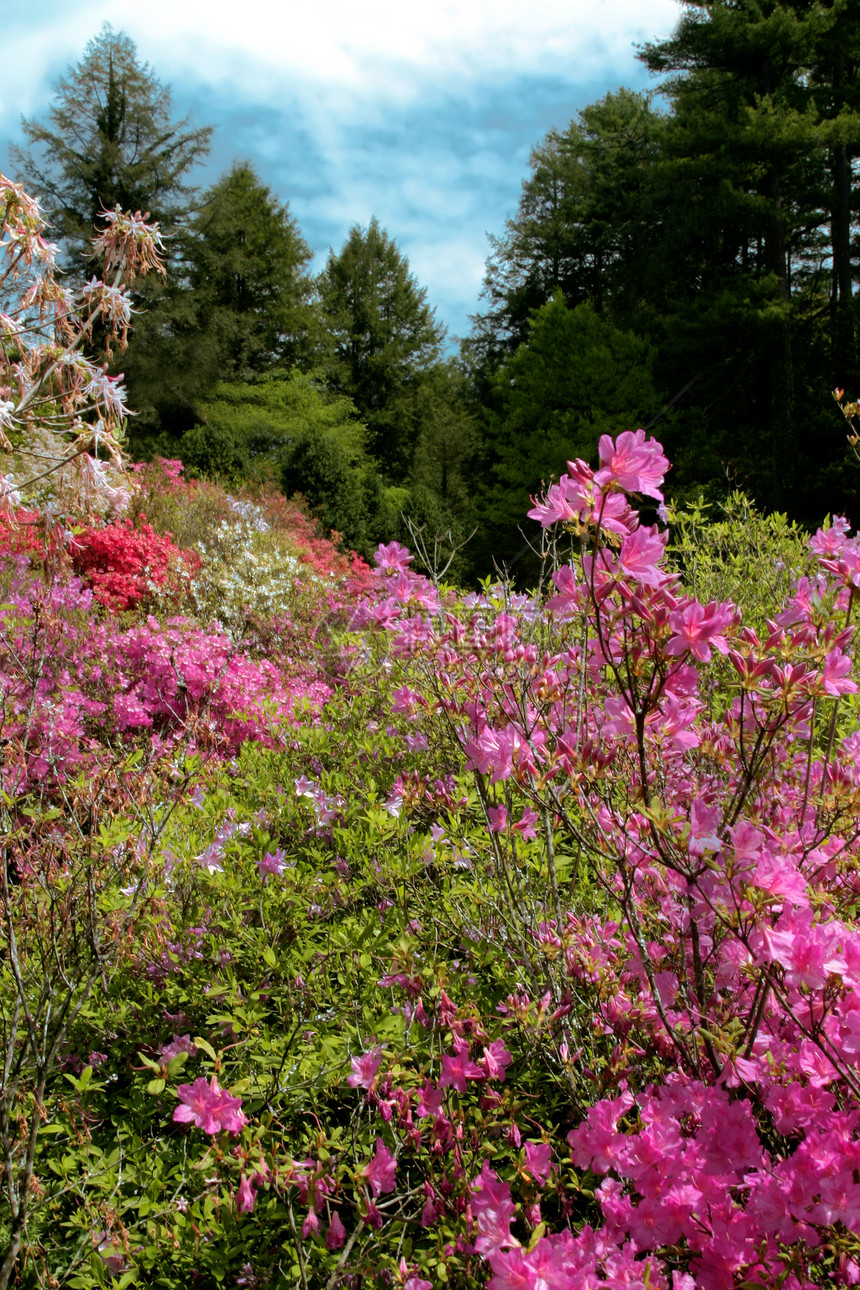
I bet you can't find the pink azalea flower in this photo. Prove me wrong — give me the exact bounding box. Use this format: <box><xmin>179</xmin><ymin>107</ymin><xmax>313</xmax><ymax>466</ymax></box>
<box><xmin>347</xmin><ymin>1046</ymin><xmax>383</xmax><ymax>1090</ymax></box>
<box><xmin>416</xmin><ymin>1080</ymin><xmax>445</xmax><ymax>1117</ymax></box>
<box><xmin>821</xmin><ymin>648</ymin><xmax>858</xmax><ymax>696</ymax></box>
<box><xmin>480</xmin><ymin>1040</ymin><xmax>513</xmax><ymax>1082</ymax></box>
<box><xmin>326</xmin><ymin>1210</ymin><xmax>347</xmax><ymax>1249</ymax></box>
<box><xmin>374</xmin><ymin>540</ymin><xmax>413</xmax><ymax>570</ymax></box>
<box><xmin>471</xmin><ymin>1162</ymin><xmax>517</xmax><ymax>1256</ymax></box>
<box><xmin>666</xmin><ymin>599</ymin><xmax>734</xmax><ymax>662</ymax></box>
<box><xmin>362</xmin><ymin>1138</ymin><xmax>397</xmax><ymax>1196</ymax></box>
<box><xmin>173</xmin><ymin>1076</ymin><xmax>247</xmax><ymax>1136</ymax></box>
<box><xmin>236</xmin><ymin>1174</ymin><xmax>256</xmax><ymax>1214</ymax></box>
<box><xmin>524</xmin><ymin>1141</ymin><xmax>553</xmax><ymax>1186</ymax></box>
<box><xmin>487</xmin><ymin>804</ymin><xmax>508</xmax><ymax>832</ymax></box>
<box><xmin>257</xmin><ymin>848</ymin><xmax>288</xmax><ymax>880</ymax></box>
<box><xmin>762</xmin><ymin>911</ymin><xmax>846</xmax><ymax>990</ymax></box>
<box><xmin>512</xmin><ymin>807</ymin><xmax>539</xmax><ymax>840</ymax></box>
<box><xmin>594</xmin><ymin>429</ymin><xmax>669</xmax><ymax>500</ymax></box>
<box><xmin>439</xmin><ymin>1043</ymin><xmax>484</xmax><ymax>1093</ymax></box>
<box><xmin>618</xmin><ymin>525</ymin><xmax>668</xmax><ymax>587</ymax></box>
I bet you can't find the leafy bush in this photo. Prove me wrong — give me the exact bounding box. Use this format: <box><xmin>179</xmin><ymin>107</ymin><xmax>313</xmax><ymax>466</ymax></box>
<box><xmin>6</xmin><ymin>429</ymin><xmax>860</xmax><ymax>1290</ymax></box>
<box><xmin>69</xmin><ymin>518</ymin><xmax>202</xmax><ymax>611</ymax></box>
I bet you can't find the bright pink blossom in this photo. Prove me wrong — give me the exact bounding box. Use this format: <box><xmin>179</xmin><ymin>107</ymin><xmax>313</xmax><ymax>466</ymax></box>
<box><xmin>595</xmin><ymin>429</ymin><xmax>669</xmax><ymax>500</ymax></box>
<box><xmin>666</xmin><ymin>599</ymin><xmax>734</xmax><ymax>662</ymax></box>
<box><xmin>236</xmin><ymin>1174</ymin><xmax>256</xmax><ymax>1214</ymax></box>
<box><xmin>347</xmin><ymin>1046</ymin><xmax>383</xmax><ymax>1090</ymax></box>
<box><xmin>618</xmin><ymin>525</ymin><xmax>668</xmax><ymax>588</ymax></box>
<box><xmin>524</xmin><ymin>1141</ymin><xmax>553</xmax><ymax>1186</ymax></box>
<box><xmin>173</xmin><ymin>1076</ymin><xmax>247</xmax><ymax>1135</ymax></box>
<box><xmin>362</xmin><ymin>1138</ymin><xmax>397</xmax><ymax>1196</ymax></box>
<box><xmin>326</xmin><ymin>1210</ymin><xmax>346</xmax><ymax>1249</ymax></box>
<box><xmin>439</xmin><ymin>1043</ymin><xmax>484</xmax><ymax>1093</ymax></box>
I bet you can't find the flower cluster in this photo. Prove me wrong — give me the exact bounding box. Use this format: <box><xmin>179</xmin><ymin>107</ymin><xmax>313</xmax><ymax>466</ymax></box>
<box><xmin>0</xmin><ymin>175</ymin><xmax>164</xmax><ymax>519</ymax></box>
<box><xmin>342</xmin><ymin>429</ymin><xmax>860</xmax><ymax>1287</ymax></box>
<box><xmin>69</xmin><ymin>518</ymin><xmax>201</xmax><ymax>610</ymax></box>
<box><xmin>173</xmin><ymin>1076</ymin><xmax>247</xmax><ymax>1135</ymax></box>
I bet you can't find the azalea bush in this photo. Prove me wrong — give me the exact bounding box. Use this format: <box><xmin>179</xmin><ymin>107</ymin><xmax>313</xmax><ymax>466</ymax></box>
<box><xmin>7</xmin><ymin>171</ymin><xmax>860</xmax><ymax>1290</ymax></box>
<box><xmin>341</xmin><ymin>432</ymin><xmax>860</xmax><ymax>1288</ymax></box>
<box><xmin>7</xmin><ymin>425</ymin><xmax>860</xmax><ymax>1287</ymax></box>
<box><xmin>69</xmin><ymin>518</ymin><xmax>201</xmax><ymax>611</ymax></box>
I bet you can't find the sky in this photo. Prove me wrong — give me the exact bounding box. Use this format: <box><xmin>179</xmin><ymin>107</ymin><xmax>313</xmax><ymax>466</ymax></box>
<box><xmin>1</xmin><ymin>0</ymin><xmax>682</xmax><ymax>346</ymax></box>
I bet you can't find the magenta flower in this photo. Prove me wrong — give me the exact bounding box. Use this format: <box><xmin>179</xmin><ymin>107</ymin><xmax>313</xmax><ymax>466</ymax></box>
<box><xmin>487</xmin><ymin>804</ymin><xmax>508</xmax><ymax>833</ymax></box>
<box><xmin>618</xmin><ymin>525</ymin><xmax>668</xmax><ymax>587</ymax></box>
<box><xmin>666</xmin><ymin>600</ymin><xmax>734</xmax><ymax>662</ymax></box>
<box><xmin>362</xmin><ymin>1138</ymin><xmax>397</xmax><ymax>1196</ymax></box>
<box><xmin>257</xmin><ymin>848</ymin><xmax>288</xmax><ymax>880</ymax></box>
<box><xmin>470</xmin><ymin>1162</ymin><xmax>517</xmax><ymax>1255</ymax></box>
<box><xmin>594</xmin><ymin>429</ymin><xmax>669</xmax><ymax>500</ymax></box>
<box><xmin>480</xmin><ymin>1040</ymin><xmax>512</xmax><ymax>1083</ymax></box>
<box><xmin>524</xmin><ymin>1141</ymin><xmax>553</xmax><ymax>1186</ymax></box>
<box><xmin>439</xmin><ymin>1043</ymin><xmax>484</xmax><ymax>1094</ymax></box>
<box><xmin>512</xmin><ymin>807</ymin><xmax>539</xmax><ymax>840</ymax></box>
<box><xmin>326</xmin><ymin>1210</ymin><xmax>347</xmax><ymax>1249</ymax></box>
<box><xmin>173</xmin><ymin>1076</ymin><xmax>223</xmax><ymax>1134</ymax></box>
<box><xmin>236</xmin><ymin>1174</ymin><xmax>256</xmax><ymax>1214</ymax></box>
<box><xmin>173</xmin><ymin>1075</ymin><xmax>247</xmax><ymax>1135</ymax></box>
<box><xmin>374</xmin><ymin>540</ymin><xmax>413</xmax><ymax>570</ymax></box>
<box><xmin>347</xmin><ymin>1046</ymin><xmax>383</xmax><ymax>1090</ymax></box>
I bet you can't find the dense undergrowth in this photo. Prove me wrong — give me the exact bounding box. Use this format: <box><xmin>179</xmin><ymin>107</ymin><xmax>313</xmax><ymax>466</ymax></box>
<box><xmin>5</xmin><ymin>175</ymin><xmax>860</xmax><ymax>1290</ymax></box>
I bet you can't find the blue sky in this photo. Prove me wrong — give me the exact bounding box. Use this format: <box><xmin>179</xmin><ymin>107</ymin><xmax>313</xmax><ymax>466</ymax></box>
<box><xmin>1</xmin><ymin>0</ymin><xmax>682</xmax><ymax>345</ymax></box>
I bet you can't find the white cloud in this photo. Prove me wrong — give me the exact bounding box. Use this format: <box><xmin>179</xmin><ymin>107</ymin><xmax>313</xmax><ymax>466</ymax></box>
<box><xmin>0</xmin><ymin>0</ymin><xmax>683</xmax><ymax>341</ymax></box>
<box><xmin>0</xmin><ymin>0</ymin><xmax>681</xmax><ymax>129</ymax></box>
<box><xmin>143</xmin><ymin>0</ymin><xmax>681</xmax><ymax>115</ymax></box>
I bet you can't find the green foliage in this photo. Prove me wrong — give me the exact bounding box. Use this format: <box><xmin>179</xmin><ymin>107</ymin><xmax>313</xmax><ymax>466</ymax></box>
<box><xmin>281</xmin><ymin>433</ymin><xmax>402</xmax><ymax>556</ymax></box>
<box><xmin>318</xmin><ymin>218</ymin><xmax>446</xmax><ymax>477</ymax></box>
<box><xmin>477</xmin><ymin>295</ymin><xmax>660</xmax><ymax>577</ymax></box>
<box><xmin>11</xmin><ymin>24</ymin><xmax>211</xmax><ymax>268</ymax></box>
<box><xmin>1</xmin><ymin>665</ymin><xmax>593</xmax><ymax>1287</ymax></box>
<box><xmin>664</xmin><ymin>489</ymin><xmax>811</xmax><ymax>628</ymax></box>
<box><xmin>125</xmin><ymin>166</ymin><xmax>319</xmax><ymax>448</ymax></box>
<box><xmin>469</xmin><ymin>3</ymin><xmax>860</xmax><ymax>528</ymax></box>
<box><xmin>176</xmin><ymin>371</ymin><xmax>366</xmax><ymax>485</ymax></box>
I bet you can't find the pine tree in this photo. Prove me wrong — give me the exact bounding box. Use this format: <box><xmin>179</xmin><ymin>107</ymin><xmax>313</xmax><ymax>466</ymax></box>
<box><xmin>318</xmin><ymin>218</ymin><xmax>445</xmax><ymax>476</ymax></box>
<box><xmin>185</xmin><ymin>163</ymin><xmax>317</xmax><ymax>378</ymax></box>
<box><xmin>12</xmin><ymin>24</ymin><xmax>211</xmax><ymax>271</ymax></box>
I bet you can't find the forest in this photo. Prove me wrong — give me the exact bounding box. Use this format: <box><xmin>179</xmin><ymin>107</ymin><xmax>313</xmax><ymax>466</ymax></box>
<box><xmin>10</xmin><ymin>6</ymin><xmax>860</xmax><ymax>580</ymax></box>
<box><xmin>3</xmin><ymin>4</ymin><xmax>860</xmax><ymax>1288</ymax></box>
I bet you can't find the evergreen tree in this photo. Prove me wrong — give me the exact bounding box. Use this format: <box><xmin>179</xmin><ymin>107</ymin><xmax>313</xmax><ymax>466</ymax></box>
<box><xmin>475</xmin><ymin>295</ymin><xmax>660</xmax><ymax>578</ymax></box>
<box><xmin>472</xmin><ymin>90</ymin><xmax>667</xmax><ymax>364</ymax></box>
<box><xmin>318</xmin><ymin>218</ymin><xmax>445</xmax><ymax>477</ymax></box>
<box><xmin>123</xmin><ymin>164</ymin><xmax>317</xmax><ymax>449</ymax></box>
<box><xmin>185</xmin><ymin>163</ymin><xmax>317</xmax><ymax>378</ymax></box>
<box><xmin>638</xmin><ymin>0</ymin><xmax>860</xmax><ymax>514</ymax></box>
<box><xmin>12</xmin><ymin>24</ymin><xmax>210</xmax><ymax>271</ymax></box>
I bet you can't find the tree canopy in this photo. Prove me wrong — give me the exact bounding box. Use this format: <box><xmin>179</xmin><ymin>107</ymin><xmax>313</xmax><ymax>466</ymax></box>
<box><xmin>318</xmin><ymin>218</ymin><xmax>446</xmax><ymax>476</ymax></box>
<box><xmin>12</xmin><ymin>24</ymin><xmax>211</xmax><ymax>270</ymax></box>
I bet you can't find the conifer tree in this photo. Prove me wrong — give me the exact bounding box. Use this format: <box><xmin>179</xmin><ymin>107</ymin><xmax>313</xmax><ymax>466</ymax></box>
<box><xmin>318</xmin><ymin>218</ymin><xmax>445</xmax><ymax>476</ymax></box>
<box><xmin>13</xmin><ymin>24</ymin><xmax>211</xmax><ymax>272</ymax></box>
